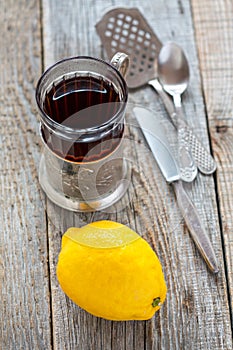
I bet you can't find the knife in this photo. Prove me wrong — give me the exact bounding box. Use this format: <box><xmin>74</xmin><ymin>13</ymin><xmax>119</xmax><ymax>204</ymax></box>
<box><xmin>133</xmin><ymin>106</ymin><xmax>219</xmax><ymax>273</ymax></box>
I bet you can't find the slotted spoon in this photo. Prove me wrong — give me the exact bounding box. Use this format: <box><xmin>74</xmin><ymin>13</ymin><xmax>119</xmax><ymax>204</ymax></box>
<box><xmin>95</xmin><ymin>7</ymin><xmax>216</xmax><ymax>176</ymax></box>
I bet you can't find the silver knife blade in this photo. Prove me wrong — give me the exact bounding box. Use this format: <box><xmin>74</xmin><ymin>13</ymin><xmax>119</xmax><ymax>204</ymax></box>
<box><xmin>133</xmin><ymin>106</ymin><xmax>180</xmax><ymax>183</ymax></box>
<box><xmin>133</xmin><ymin>106</ymin><xmax>219</xmax><ymax>273</ymax></box>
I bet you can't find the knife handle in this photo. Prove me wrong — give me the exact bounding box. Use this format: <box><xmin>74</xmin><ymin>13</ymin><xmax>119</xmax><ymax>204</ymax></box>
<box><xmin>173</xmin><ymin>181</ymin><xmax>219</xmax><ymax>273</ymax></box>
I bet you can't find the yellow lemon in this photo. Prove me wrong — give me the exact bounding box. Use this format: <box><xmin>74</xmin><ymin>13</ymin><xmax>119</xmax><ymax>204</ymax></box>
<box><xmin>56</xmin><ymin>220</ymin><xmax>167</xmax><ymax>321</ymax></box>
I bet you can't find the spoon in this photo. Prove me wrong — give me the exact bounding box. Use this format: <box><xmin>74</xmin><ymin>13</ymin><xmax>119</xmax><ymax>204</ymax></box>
<box><xmin>158</xmin><ymin>42</ymin><xmax>197</xmax><ymax>182</ymax></box>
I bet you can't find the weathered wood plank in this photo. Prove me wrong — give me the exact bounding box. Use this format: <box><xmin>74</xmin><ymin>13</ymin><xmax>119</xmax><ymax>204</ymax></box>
<box><xmin>191</xmin><ymin>0</ymin><xmax>233</xmax><ymax>317</ymax></box>
<box><xmin>42</xmin><ymin>0</ymin><xmax>232</xmax><ymax>349</ymax></box>
<box><xmin>0</xmin><ymin>0</ymin><xmax>52</xmax><ymax>349</ymax></box>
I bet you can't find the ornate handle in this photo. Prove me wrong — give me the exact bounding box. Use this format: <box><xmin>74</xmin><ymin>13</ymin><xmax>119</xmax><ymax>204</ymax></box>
<box><xmin>175</xmin><ymin>105</ymin><xmax>197</xmax><ymax>182</ymax></box>
<box><xmin>181</xmin><ymin>122</ymin><xmax>217</xmax><ymax>174</ymax></box>
<box><xmin>177</xmin><ymin>117</ymin><xmax>197</xmax><ymax>182</ymax></box>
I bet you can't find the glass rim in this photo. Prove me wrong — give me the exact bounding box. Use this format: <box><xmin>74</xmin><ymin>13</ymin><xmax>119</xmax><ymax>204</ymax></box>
<box><xmin>35</xmin><ymin>55</ymin><xmax>128</xmax><ymax>135</ymax></box>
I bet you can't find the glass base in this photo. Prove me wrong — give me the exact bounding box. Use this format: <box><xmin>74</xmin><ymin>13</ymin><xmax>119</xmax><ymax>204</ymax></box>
<box><xmin>39</xmin><ymin>155</ymin><xmax>131</xmax><ymax>212</ymax></box>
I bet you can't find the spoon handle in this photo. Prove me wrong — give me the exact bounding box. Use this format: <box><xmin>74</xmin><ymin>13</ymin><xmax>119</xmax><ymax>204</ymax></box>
<box><xmin>149</xmin><ymin>79</ymin><xmax>197</xmax><ymax>182</ymax></box>
<box><xmin>149</xmin><ymin>79</ymin><xmax>217</xmax><ymax>175</ymax></box>
<box><xmin>178</xmin><ymin>120</ymin><xmax>217</xmax><ymax>174</ymax></box>
<box><xmin>148</xmin><ymin>79</ymin><xmax>176</xmax><ymax>125</ymax></box>
<box><xmin>172</xmin><ymin>97</ymin><xmax>198</xmax><ymax>182</ymax></box>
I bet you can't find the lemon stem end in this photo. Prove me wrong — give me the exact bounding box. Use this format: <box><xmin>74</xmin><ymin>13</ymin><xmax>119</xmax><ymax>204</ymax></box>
<box><xmin>152</xmin><ymin>297</ymin><xmax>161</xmax><ymax>308</ymax></box>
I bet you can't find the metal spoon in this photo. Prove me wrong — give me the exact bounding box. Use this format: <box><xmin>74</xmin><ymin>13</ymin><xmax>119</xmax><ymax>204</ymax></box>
<box><xmin>158</xmin><ymin>42</ymin><xmax>197</xmax><ymax>182</ymax></box>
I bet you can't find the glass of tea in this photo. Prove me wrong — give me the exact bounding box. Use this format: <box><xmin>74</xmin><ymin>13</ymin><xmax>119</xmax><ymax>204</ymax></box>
<box><xmin>35</xmin><ymin>53</ymin><xmax>130</xmax><ymax>211</ymax></box>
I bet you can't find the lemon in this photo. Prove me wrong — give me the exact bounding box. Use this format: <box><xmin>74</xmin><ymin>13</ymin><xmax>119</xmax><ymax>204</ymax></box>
<box><xmin>56</xmin><ymin>220</ymin><xmax>167</xmax><ymax>321</ymax></box>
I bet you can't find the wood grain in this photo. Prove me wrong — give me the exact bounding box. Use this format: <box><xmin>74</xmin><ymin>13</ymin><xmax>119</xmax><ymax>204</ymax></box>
<box><xmin>191</xmin><ymin>0</ymin><xmax>233</xmax><ymax>317</ymax></box>
<box><xmin>1</xmin><ymin>0</ymin><xmax>232</xmax><ymax>349</ymax></box>
<box><xmin>41</xmin><ymin>0</ymin><xmax>232</xmax><ymax>349</ymax></box>
<box><xmin>0</xmin><ymin>0</ymin><xmax>52</xmax><ymax>349</ymax></box>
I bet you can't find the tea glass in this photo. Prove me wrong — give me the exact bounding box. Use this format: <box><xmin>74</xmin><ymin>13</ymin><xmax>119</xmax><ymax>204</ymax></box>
<box><xmin>35</xmin><ymin>53</ymin><xmax>130</xmax><ymax>212</ymax></box>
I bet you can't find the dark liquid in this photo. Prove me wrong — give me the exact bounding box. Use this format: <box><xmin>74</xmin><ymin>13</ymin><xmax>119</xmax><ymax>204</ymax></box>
<box><xmin>42</xmin><ymin>75</ymin><xmax>124</xmax><ymax>162</ymax></box>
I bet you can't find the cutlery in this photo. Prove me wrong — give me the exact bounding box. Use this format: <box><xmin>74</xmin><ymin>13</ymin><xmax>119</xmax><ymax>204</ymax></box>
<box><xmin>149</xmin><ymin>80</ymin><xmax>217</xmax><ymax>175</ymax></box>
<box><xmin>157</xmin><ymin>41</ymin><xmax>197</xmax><ymax>182</ymax></box>
<box><xmin>133</xmin><ymin>106</ymin><xmax>219</xmax><ymax>273</ymax></box>
<box><xmin>95</xmin><ymin>7</ymin><xmax>217</xmax><ymax>175</ymax></box>
<box><xmin>158</xmin><ymin>42</ymin><xmax>216</xmax><ymax>175</ymax></box>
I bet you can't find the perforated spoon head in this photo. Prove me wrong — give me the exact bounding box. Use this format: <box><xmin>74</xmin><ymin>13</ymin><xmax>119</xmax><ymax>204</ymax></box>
<box><xmin>96</xmin><ymin>7</ymin><xmax>162</xmax><ymax>88</ymax></box>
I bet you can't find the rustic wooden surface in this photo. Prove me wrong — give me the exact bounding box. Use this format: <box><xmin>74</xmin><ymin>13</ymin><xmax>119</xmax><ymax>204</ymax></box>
<box><xmin>1</xmin><ymin>0</ymin><xmax>233</xmax><ymax>349</ymax></box>
<box><xmin>0</xmin><ymin>0</ymin><xmax>52</xmax><ymax>349</ymax></box>
<box><xmin>191</xmin><ymin>0</ymin><xmax>233</xmax><ymax>318</ymax></box>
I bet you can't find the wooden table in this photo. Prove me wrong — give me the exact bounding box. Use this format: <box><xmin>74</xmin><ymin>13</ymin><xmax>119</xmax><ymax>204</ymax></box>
<box><xmin>1</xmin><ymin>0</ymin><xmax>233</xmax><ymax>349</ymax></box>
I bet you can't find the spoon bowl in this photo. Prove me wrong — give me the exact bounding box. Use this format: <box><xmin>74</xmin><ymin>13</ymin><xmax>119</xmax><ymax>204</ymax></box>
<box><xmin>158</xmin><ymin>42</ymin><xmax>190</xmax><ymax>97</ymax></box>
